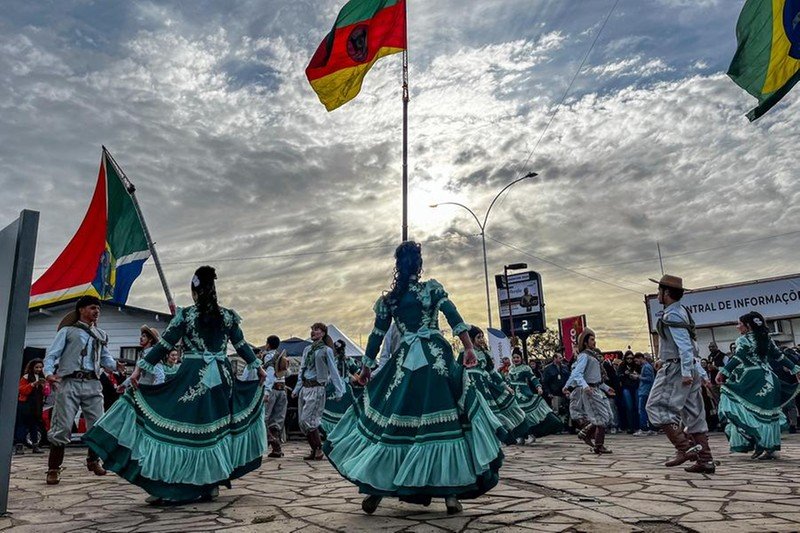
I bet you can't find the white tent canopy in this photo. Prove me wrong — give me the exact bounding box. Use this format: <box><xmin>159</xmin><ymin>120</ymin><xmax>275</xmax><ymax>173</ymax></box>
<box><xmin>326</xmin><ymin>324</ymin><xmax>365</xmax><ymax>357</ymax></box>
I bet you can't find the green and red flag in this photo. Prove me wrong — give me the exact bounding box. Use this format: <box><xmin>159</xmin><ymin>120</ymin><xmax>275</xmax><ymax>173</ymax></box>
<box><xmin>306</xmin><ymin>0</ymin><xmax>406</xmax><ymax>111</ymax></box>
<box><xmin>29</xmin><ymin>150</ymin><xmax>151</xmax><ymax>308</ymax></box>
<box><xmin>728</xmin><ymin>0</ymin><xmax>800</xmax><ymax>120</ymax></box>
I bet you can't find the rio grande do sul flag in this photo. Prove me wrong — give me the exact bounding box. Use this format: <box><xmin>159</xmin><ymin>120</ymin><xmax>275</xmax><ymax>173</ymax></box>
<box><xmin>728</xmin><ymin>0</ymin><xmax>800</xmax><ymax>121</ymax></box>
<box><xmin>306</xmin><ymin>0</ymin><xmax>406</xmax><ymax>111</ymax></box>
<box><xmin>29</xmin><ymin>151</ymin><xmax>150</xmax><ymax>308</ymax></box>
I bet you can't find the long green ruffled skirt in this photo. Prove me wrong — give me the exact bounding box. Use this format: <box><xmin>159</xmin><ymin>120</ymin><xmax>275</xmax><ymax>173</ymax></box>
<box><xmin>323</xmin><ymin>335</ymin><xmax>504</xmax><ymax>501</ymax></box>
<box><xmin>84</xmin><ymin>357</ymin><xmax>266</xmax><ymax>501</ymax></box>
<box><xmin>516</xmin><ymin>390</ymin><xmax>564</xmax><ymax>437</ymax></box>
<box><xmin>321</xmin><ymin>384</ymin><xmax>364</xmax><ymax>435</ymax></box>
<box><xmin>466</xmin><ymin>368</ymin><xmax>531</xmax><ymax>443</ymax></box>
<box><xmin>719</xmin><ymin>391</ymin><xmax>784</xmax><ymax>453</ymax></box>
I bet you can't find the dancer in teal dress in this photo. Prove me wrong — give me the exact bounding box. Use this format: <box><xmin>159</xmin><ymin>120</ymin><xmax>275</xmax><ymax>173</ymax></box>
<box><xmin>323</xmin><ymin>241</ymin><xmax>504</xmax><ymax>516</ymax></box>
<box><xmin>507</xmin><ymin>351</ymin><xmax>564</xmax><ymax>440</ymax></box>
<box><xmin>457</xmin><ymin>327</ymin><xmax>531</xmax><ymax>444</ymax></box>
<box><xmin>321</xmin><ymin>340</ymin><xmax>362</xmax><ymax>435</ymax></box>
<box><xmin>506</xmin><ymin>353</ymin><xmax>564</xmax><ymax>440</ymax></box>
<box><xmin>717</xmin><ymin>311</ymin><xmax>800</xmax><ymax>459</ymax></box>
<box><xmin>84</xmin><ymin>266</ymin><xmax>266</xmax><ymax>504</ymax></box>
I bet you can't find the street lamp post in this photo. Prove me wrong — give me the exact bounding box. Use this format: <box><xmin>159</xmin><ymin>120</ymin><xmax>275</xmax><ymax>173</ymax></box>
<box><xmin>430</xmin><ymin>172</ymin><xmax>537</xmax><ymax>329</ymax></box>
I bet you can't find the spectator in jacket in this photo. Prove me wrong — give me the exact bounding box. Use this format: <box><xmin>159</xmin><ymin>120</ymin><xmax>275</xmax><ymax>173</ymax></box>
<box><xmin>602</xmin><ymin>356</ymin><xmax>623</xmax><ymax>432</ymax></box>
<box><xmin>15</xmin><ymin>359</ymin><xmax>50</xmax><ymax>454</ymax></box>
<box><xmin>633</xmin><ymin>353</ymin><xmax>655</xmax><ymax>435</ymax></box>
<box><xmin>618</xmin><ymin>352</ymin><xmax>640</xmax><ymax>434</ymax></box>
<box><xmin>708</xmin><ymin>342</ymin><xmax>727</xmax><ymax>369</ymax></box>
<box><xmin>542</xmin><ymin>354</ymin><xmax>570</xmax><ymax>426</ymax></box>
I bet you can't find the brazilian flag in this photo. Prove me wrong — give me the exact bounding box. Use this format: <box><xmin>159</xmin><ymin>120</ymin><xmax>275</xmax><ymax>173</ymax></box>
<box><xmin>728</xmin><ymin>0</ymin><xmax>800</xmax><ymax>121</ymax></box>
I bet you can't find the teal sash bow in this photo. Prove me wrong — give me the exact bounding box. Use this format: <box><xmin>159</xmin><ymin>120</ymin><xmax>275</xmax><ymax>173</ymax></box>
<box><xmin>402</xmin><ymin>327</ymin><xmax>438</xmax><ymax>371</ymax></box>
<box><xmin>184</xmin><ymin>351</ymin><xmax>227</xmax><ymax>390</ymax></box>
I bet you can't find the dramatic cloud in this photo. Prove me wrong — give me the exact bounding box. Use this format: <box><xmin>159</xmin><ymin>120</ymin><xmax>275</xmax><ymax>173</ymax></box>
<box><xmin>2</xmin><ymin>0</ymin><xmax>795</xmax><ymax>352</ymax></box>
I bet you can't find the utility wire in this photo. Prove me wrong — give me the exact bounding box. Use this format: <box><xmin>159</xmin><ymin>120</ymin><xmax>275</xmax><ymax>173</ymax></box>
<box><xmin>487</xmin><ymin>236</ymin><xmax>643</xmax><ymax>295</ymax></box>
<box><xmin>574</xmin><ymin>229</ymin><xmax>800</xmax><ymax>269</ymax></box>
<box><xmin>515</xmin><ymin>0</ymin><xmax>621</xmax><ymax>178</ymax></box>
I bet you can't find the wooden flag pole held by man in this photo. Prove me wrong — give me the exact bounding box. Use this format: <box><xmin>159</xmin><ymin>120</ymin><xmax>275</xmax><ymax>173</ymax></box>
<box><xmin>306</xmin><ymin>0</ymin><xmax>409</xmax><ymax>240</ymax></box>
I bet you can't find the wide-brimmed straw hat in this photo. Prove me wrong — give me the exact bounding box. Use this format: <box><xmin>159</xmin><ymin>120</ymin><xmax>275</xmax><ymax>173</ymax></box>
<box><xmin>648</xmin><ymin>274</ymin><xmax>685</xmax><ymax>290</ymax></box>
<box><xmin>57</xmin><ymin>310</ymin><xmax>80</xmax><ymax>331</ymax></box>
<box><xmin>140</xmin><ymin>325</ymin><xmax>160</xmax><ymax>343</ymax></box>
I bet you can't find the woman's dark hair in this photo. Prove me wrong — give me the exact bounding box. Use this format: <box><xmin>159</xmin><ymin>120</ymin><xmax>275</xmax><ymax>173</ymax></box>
<box><xmin>740</xmin><ymin>311</ymin><xmax>770</xmax><ymax>356</ymax></box>
<box><xmin>468</xmin><ymin>326</ymin><xmax>484</xmax><ymax>342</ymax></box>
<box><xmin>23</xmin><ymin>358</ymin><xmax>44</xmax><ymax>380</ymax></box>
<box><xmin>192</xmin><ymin>266</ymin><xmax>222</xmax><ymax>328</ymax></box>
<box><xmin>333</xmin><ymin>339</ymin><xmax>346</xmax><ymax>356</ymax></box>
<box><xmin>386</xmin><ymin>241</ymin><xmax>423</xmax><ymax>309</ymax></box>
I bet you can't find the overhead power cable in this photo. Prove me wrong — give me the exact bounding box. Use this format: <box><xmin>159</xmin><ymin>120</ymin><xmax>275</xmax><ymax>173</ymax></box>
<box><xmin>487</xmin><ymin>236</ymin><xmax>643</xmax><ymax>295</ymax></box>
<box><xmin>574</xmin><ymin>228</ymin><xmax>800</xmax><ymax>270</ymax></box>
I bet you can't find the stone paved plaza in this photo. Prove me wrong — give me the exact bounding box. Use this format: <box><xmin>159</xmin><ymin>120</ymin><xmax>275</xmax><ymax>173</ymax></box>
<box><xmin>3</xmin><ymin>432</ymin><xmax>800</xmax><ymax>532</ymax></box>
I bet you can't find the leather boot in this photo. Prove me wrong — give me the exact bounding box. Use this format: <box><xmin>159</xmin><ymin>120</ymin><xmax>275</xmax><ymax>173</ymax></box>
<box><xmin>304</xmin><ymin>429</ymin><xmax>324</xmax><ymax>460</ymax></box>
<box><xmin>593</xmin><ymin>427</ymin><xmax>612</xmax><ymax>454</ymax></box>
<box><xmin>662</xmin><ymin>424</ymin><xmax>700</xmax><ymax>467</ymax></box>
<box><xmin>311</xmin><ymin>430</ymin><xmax>324</xmax><ymax>460</ymax></box>
<box><xmin>86</xmin><ymin>449</ymin><xmax>107</xmax><ymax>476</ymax></box>
<box><xmin>46</xmin><ymin>445</ymin><xmax>65</xmax><ymax>485</ymax></box>
<box><xmin>684</xmin><ymin>432</ymin><xmax>716</xmax><ymax>474</ymax></box>
<box><xmin>267</xmin><ymin>427</ymin><xmax>284</xmax><ymax>458</ymax></box>
<box><xmin>577</xmin><ymin>422</ymin><xmax>595</xmax><ymax>449</ymax></box>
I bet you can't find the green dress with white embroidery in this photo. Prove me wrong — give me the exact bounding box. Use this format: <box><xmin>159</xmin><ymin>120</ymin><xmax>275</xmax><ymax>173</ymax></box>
<box><xmin>321</xmin><ymin>355</ymin><xmax>363</xmax><ymax>434</ymax></box>
<box><xmin>84</xmin><ymin>306</ymin><xmax>265</xmax><ymax>501</ymax></box>
<box><xmin>719</xmin><ymin>334</ymin><xmax>800</xmax><ymax>453</ymax></box>
<box><xmin>457</xmin><ymin>348</ymin><xmax>532</xmax><ymax>444</ymax></box>
<box><xmin>507</xmin><ymin>364</ymin><xmax>564</xmax><ymax>438</ymax></box>
<box><xmin>323</xmin><ymin>279</ymin><xmax>504</xmax><ymax>502</ymax></box>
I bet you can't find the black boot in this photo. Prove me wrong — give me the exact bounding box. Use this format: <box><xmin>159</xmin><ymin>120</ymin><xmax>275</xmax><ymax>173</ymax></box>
<box><xmin>445</xmin><ymin>495</ymin><xmax>463</xmax><ymax>515</ymax></box>
<box><xmin>362</xmin><ymin>495</ymin><xmax>382</xmax><ymax>514</ymax></box>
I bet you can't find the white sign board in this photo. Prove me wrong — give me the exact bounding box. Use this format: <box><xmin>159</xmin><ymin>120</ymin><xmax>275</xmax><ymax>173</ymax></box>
<box><xmin>646</xmin><ymin>275</ymin><xmax>800</xmax><ymax>331</ymax></box>
<box><xmin>496</xmin><ymin>271</ymin><xmax>542</xmax><ymax>318</ymax></box>
<box><xmin>486</xmin><ymin>327</ymin><xmax>511</xmax><ymax>367</ymax></box>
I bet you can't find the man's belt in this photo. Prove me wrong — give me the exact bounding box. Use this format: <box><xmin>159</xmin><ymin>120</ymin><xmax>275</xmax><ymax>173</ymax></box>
<box><xmin>588</xmin><ymin>381</ymin><xmax>603</xmax><ymax>387</ymax></box>
<box><xmin>64</xmin><ymin>371</ymin><xmax>98</xmax><ymax>380</ymax></box>
<box><xmin>272</xmin><ymin>383</ymin><xmax>286</xmax><ymax>391</ymax></box>
<box><xmin>662</xmin><ymin>358</ymin><xmax>680</xmax><ymax>363</ymax></box>
<box><xmin>302</xmin><ymin>379</ymin><xmax>323</xmax><ymax>387</ymax></box>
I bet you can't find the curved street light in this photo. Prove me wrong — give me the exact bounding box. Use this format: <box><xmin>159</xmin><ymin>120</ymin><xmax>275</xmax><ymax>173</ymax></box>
<box><xmin>430</xmin><ymin>171</ymin><xmax>538</xmax><ymax>328</ymax></box>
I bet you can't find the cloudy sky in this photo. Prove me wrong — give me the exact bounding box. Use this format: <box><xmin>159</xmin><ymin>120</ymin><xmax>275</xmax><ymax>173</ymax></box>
<box><xmin>2</xmin><ymin>0</ymin><xmax>797</xmax><ymax>352</ymax></box>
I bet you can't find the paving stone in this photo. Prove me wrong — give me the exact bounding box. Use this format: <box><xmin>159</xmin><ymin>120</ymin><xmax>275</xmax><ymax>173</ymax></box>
<box><xmin>4</xmin><ymin>433</ymin><xmax>800</xmax><ymax>531</ymax></box>
<box><xmin>678</xmin><ymin>511</ymin><xmax>725</xmax><ymax>522</ymax></box>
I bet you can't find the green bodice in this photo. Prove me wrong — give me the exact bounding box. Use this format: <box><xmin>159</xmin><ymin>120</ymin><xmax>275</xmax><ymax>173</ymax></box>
<box><xmin>508</xmin><ymin>365</ymin><xmax>538</xmax><ymax>396</ymax></box>
<box><xmin>364</xmin><ymin>279</ymin><xmax>469</xmax><ymax>366</ymax></box>
<box><xmin>721</xmin><ymin>334</ymin><xmax>800</xmax><ymax>411</ymax></box>
<box><xmin>142</xmin><ymin>306</ymin><xmax>257</xmax><ymax>368</ymax></box>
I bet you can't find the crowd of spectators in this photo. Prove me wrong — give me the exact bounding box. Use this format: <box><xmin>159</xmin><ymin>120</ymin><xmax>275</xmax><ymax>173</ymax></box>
<box><xmin>521</xmin><ymin>339</ymin><xmax>800</xmax><ymax>437</ymax></box>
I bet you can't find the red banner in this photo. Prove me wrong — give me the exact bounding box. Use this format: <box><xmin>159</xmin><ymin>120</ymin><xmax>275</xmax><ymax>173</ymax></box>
<box><xmin>558</xmin><ymin>315</ymin><xmax>587</xmax><ymax>362</ymax></box>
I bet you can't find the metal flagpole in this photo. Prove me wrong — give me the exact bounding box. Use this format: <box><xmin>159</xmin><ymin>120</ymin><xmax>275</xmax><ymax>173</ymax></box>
<box><xmin>401</xmin><ymin>1</ymin><xmax>409</xmax><ymax>242</ymax></box>
<box><xmin>102</xmin><ymin>146</ymin><xmax>176</xmax><ymax>315</ymax></box>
